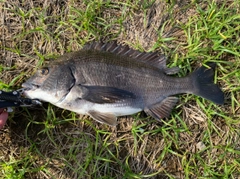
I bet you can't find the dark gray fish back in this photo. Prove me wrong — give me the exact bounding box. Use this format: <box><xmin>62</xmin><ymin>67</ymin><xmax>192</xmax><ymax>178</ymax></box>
<box><xmin>82</xmin><ymin>41</ymin><xmax>168</xmax><ymax>70</ymax></box>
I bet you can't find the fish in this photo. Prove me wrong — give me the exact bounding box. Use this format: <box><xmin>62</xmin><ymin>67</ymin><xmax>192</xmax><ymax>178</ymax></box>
<box><xmin>22</xmin><ymin>42</ymin><xmax>224</xmax><ymax>126</ymax></box>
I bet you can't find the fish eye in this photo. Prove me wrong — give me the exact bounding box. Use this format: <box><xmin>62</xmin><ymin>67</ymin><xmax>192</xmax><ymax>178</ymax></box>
<box><xmin>40</xmin><ymin>68</ymin><xmax>49</xmax><ymax>75</ymax></box>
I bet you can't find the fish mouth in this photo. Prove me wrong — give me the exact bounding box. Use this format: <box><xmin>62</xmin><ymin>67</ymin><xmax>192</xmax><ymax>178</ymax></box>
<box><xmin>22</xmin><ymin>82</ymin><xmax>40</xmax><ymax>91</ymax></box>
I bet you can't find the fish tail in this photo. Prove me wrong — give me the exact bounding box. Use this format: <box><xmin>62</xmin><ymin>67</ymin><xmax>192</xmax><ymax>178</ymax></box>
<box><xmin>191</xmin><ymin>63</ymin><xmax>224</xmax><ymax>104</ymax></box>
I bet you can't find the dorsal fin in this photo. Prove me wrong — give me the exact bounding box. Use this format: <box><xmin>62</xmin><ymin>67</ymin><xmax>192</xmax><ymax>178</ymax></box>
<box><xmin>82</xmin><ymin>41</ymin><xmax>176</xmax><ymax>72</ymax></box>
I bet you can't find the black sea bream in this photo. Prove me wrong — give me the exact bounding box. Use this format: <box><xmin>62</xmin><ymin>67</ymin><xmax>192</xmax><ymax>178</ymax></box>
<box><xmin>22</xmin><ymin>42</ymin><xmax>224</xmax><ymax>126</ymax></box>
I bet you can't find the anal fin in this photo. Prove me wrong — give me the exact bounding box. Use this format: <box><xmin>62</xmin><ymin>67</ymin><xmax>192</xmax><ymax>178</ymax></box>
<box><xmin>144</xmin><ymin>97</ymin><xmax>178</xmax><ymax>120</ymax></box>
<box><xmin>88</xmin><ymin>110</ymin><xmax>117</xmax><ymax>126</ymax></box>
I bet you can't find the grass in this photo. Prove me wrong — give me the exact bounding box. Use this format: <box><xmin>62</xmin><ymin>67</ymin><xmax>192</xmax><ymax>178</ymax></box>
<box><xmin>0</xmin><ymin>0</ymin><xmax>240</xmax><ymax>178</ymax></box>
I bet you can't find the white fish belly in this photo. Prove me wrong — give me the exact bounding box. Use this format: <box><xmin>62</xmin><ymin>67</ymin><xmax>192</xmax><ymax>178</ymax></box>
<box><xmin>57</xmin><ymin>99</ymin><xmax>142</xmax><ymax>117</ymax></box>
<box><xmin>91</xmin><ymin>104</ymin><xmax>142</xmax><ymax>116</ymax></box>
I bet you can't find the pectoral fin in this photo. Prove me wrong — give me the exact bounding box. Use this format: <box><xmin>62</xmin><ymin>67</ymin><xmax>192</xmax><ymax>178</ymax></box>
<box><xmin>88</xmin><ymin>110</ymin><xmax>117</xmax><ymax>126</ymax></box>
<box><xmin>144</xmin><ymin>97</ymin><xmax>178</xmax><ymax>120</ymax></box>
<box><xmin>81</xmin><ymin>85</ymin><xmax>136</xmax><ymax>104</ymax></box>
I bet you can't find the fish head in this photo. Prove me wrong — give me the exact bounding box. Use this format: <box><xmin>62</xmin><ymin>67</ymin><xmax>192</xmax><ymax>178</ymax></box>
<box><xmin>22</xmin><ymin>63</ymin><xmax>75</xmax><ymax>104</ymax></box>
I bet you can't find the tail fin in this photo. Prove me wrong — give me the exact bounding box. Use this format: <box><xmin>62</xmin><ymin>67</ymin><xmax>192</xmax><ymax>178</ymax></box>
<box><xmin>191</xmin><ymin>63</ymin><xmax>224</xmax><ymax>104</ymax></box>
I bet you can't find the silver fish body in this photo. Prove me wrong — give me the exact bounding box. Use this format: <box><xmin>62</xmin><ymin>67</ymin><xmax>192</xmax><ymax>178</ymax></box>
<box><xmin>22</xmin><ymin>42</ymin><xmax>224</xmax><ymax>126</ymax></box>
